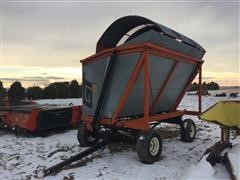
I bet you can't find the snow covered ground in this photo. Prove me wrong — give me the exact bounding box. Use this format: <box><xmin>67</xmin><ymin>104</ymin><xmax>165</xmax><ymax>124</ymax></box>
<box><xmin>36</xmin><ymin>98</ymin><xmax>82</xmax><ymax>106</ymax></box>
<box><xmin>0</xmin><ymin>95</ymin><xmax>239</xmax><ymax>180</ymax></box>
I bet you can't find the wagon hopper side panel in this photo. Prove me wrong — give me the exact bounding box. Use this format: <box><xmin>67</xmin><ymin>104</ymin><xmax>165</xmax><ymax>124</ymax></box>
<box><xmin>82</xmin><ymin>56</ymin><xmax>109</xmax><ymax>116</ymax></box>
<box><xmin>155</xmin><ymin>62</ymin><xmax>196</xmax><ymax>112</ymax></box>
<box><xmin>82</xmin><ymin>51</ymin><xmax>199</xmax><ymax>119</ymax></box>
<box><xmin>102</xmin><ymin>53</ymin><xmax>141</xmax><ymax>118</ymax></box>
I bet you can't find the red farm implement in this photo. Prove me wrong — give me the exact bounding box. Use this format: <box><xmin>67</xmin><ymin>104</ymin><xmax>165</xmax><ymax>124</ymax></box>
<box><xmin>0</xmin><ymin>104</ymin><xmax>81</xmax><ymax>135</ymax></box>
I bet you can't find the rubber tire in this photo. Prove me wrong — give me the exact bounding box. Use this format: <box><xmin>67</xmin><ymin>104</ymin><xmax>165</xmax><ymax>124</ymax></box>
<box><xmin>0</xmin><ymin>117</ymin><xmax>4</xmax><ymax>128</ymax></box>
<box><xmin>77</xmin><ymin>123</ymin><xmax>98</xmax><ymax>147</ymax></box>
<box><xmin>180</xmin><ymin>119</ymin><xmax>196</xmax><ymax>142</ymax></box>
<box><xmin>136</xmin><ymin>130</ymin><xmax>162</xmax><ymax>164</ymax></box>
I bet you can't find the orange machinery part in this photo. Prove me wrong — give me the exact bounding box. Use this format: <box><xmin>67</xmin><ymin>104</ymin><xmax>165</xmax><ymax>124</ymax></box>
<box><xmin>71</xmin><ymin>106</ymin><xmax>82</xmax><ymax>125</ymax></box>
<box><xmin>0</xmin><ymin>106</ymin><xmax>82</xmax><ymax>132</ymax></box>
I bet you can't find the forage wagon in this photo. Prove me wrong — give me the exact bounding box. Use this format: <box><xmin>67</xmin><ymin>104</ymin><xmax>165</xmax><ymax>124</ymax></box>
<box><xmin>79</xmin><ymin>15</ymin><xmax>205</xmax><ymax>163</ymax></box>
<box><xmin>45</xmin><ymin>15</ymin><xmax>206</xmax><ymax>175</ymax></box>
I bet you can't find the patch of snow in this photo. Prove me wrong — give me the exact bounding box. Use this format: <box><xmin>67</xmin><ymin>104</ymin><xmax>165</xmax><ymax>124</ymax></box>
<box><xmin>228</xmin><ymin>143</ymin><xmax>240</xmax><ymax>179</ymax></box>
<box><xmin>0</xmin><ymin>95</ymin><xmax>239</xmax><ymax>179</ymax></box>
<box><xmin>35</xmin><ymin>98</ymin><xmax>82</xmax><ymax>106</ymax></box>
<box><xmin>183</xmin><ymin>154</ymin><xmax>217</xmax><ymax>180</ymax></box>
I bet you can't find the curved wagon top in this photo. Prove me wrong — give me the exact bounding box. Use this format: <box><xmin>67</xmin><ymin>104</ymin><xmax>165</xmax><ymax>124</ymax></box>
<box><xmin>81</xmin><ymin>15</ymin><xmax>205</xmax><ymax>63</ymax></box>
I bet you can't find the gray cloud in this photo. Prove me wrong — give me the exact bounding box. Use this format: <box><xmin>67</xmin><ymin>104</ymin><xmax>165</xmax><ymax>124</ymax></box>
<box><xmin>1</xmin><ymin>1</ymin><xmax>239</xmax><ymax>86</ymax></box>
<box><xmin>3</xmin><ymin>1</ymin><xmax>238</xmax><ymax>55</ymax></box>
<box><xmin>44</xmin><ymin>76</ymin><xmax>64</xmax><ymax>80</ymax></box>
<box><xmin>202</xmin><ymin>76</ymin><xmax>214</xmax><ymax>80</ymax></box>
<box><xmin>23</xmin><ymin>76</ymin><xmax>64</xmax><ymax>80</ymax></box>
<box><xmin>1</xmin><ymin>76</ymin><xmax>64</xmax><ymax>82</ymax></box>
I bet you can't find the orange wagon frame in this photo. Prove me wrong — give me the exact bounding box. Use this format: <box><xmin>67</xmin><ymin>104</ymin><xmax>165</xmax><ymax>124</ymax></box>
<box><xmin>81</xmin><ymin>43</ymin><xmax>203</xmax><ymax>131</ymax></box>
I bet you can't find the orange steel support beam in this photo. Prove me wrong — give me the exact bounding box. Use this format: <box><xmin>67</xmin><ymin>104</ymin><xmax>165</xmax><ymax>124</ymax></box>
<box><xmin>185</xmin><ymin>111</ymin><xmax>200</xmax><ymax>116</ymax></box>
<box><xmin>147</xmin><ymin>43</ymin><xmax>202</xmax><ymax>63</ymax></box>
<box><xmin>143</xmin><ymin>51</ymin><xmax>150</xmax><ymax>130</ymax></box>
<box><xmin>112</xmin><ymin>51</ymin><xmax>146</xmax><ymax>120</ymax></box>
<box><xmin>81</xmin><ymin>115</ymin><xmax>148</xmax><ymax>130</ymax></box>
<box><xmin>149</xmin><ymin>75</ymin><xmax>154</xmax><ymax>104</ymax></box>
<box><xmin>150</xmin><ymin>61</ymin><xmax>178</xmax><ymax>113</ymax></box>
<box><xmin>81</xmin><ymin>43</ymin><xmax>202</xmax><ymax>65</ymax></box>
<box><xmin>81</xmin><ymin>110</ymin><xmax>185</xmax><ymax>131</ymax></box>
<box><xmin>198</xmin><ymin>64</ymin><xmax>202</xmax><ymax>114</ymax></box>
<box><xmin>115</xmin><ymin>117</ymin><xmax>151</xmax><ymax>130</ymax></box>
<box><xmin>149</xmin><ymin>110</ymin><xmax>185</xmax><ymax>121</ymax></box>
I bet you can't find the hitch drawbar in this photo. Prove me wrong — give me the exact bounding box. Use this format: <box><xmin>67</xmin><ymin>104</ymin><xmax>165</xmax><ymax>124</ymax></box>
<box><xmin>44</xmin><ymin>140</ymin><xmax>109</xmax><ymax>176</ymax></box>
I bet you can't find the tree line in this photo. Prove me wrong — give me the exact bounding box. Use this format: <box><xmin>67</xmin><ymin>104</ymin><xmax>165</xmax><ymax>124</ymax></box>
<box><xmin>0</xmin><ymin>80</ymin><xmax>82</xmax><ymax>101</ymax></box>
<box><xmin>0</xmin><ymin>80</ymin><xmax>220</xmax><ymax>101</ymax></box>
<box><xmin>188</xmin><ymin>81</ymin><xmax>220</xmax><ymax>92</ymax></box>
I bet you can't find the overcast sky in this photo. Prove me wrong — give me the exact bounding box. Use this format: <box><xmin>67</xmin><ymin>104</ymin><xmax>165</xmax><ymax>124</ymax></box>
<box><xmin>0</xmin><ymin>0</ymin><xmax>239</xmax><ymax>87</ymax></box>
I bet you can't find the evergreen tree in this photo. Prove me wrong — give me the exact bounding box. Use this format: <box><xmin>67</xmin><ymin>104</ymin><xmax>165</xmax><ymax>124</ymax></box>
<box><xmin>27</xmin><ymin>86</ymin><xmax>43</xmax><ymax>100</ymax></box>
<box><xmin>68</xmin><ymin>80</ymin><xmax>80</xmax><ymax>98</ymax></box>
<box><xmin>43</xmin><ymin>82</ymin><xmax>69</xmax><ymax>99</ymax></box>
<box><xmin>188</xmin><ymin>82</ymin><xmax>198</xmax><ymax>91</ymax></box>
<box><xmin>56</xmin><ymin>82</ymin><xmax>69</xmax><ymax>98</ymax></box>
<box><xmin>207</xmin><ymin>82</ymin><xmax>220</xmax><ymax>90</ymax></box>
<box><xmin>188</xmin><ymin>81</ymin><xmax>220</xmax><ymax>92</ymax></box>
<box><xmin>43</xmin><ymin>83</ymin><xmax>56</xmax><ymax>99</ymax></box>
<box><xmin>0</xmin><ymin>81</ymin><xmax>6</xmax><ymax>100</ymax></box>
<box><xmin>7</xmin><ymin>81</ymin><xmax>25</xmax><ymax>100</ymax></box>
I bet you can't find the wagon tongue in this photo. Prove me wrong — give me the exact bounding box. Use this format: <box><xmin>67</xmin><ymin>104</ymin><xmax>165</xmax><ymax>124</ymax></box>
<box><xmin>43</xmin><ymin>139</ymin><xmax>109</xmax><ymax>177</ymax></box>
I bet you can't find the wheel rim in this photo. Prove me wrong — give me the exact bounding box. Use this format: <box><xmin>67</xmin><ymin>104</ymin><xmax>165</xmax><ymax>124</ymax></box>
<box><xmin>149</xmin><ymin>137</ymin><xmax>160</xmax><ymax>156</ymax></box>
<box><xmin>189</xmin><ymin>124</ymin><xmax>195</xmax><ymax>138</ymax></box>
